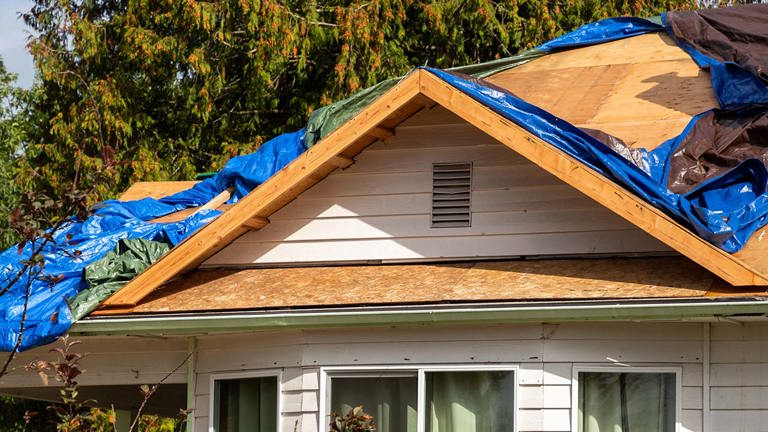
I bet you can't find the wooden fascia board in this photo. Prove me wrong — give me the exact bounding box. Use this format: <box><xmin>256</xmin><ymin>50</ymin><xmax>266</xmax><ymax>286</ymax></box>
<box><xmin>417</xmin><ymin>70</ymin><xmax>768</xmax><ymax>286</ymax></box>
<box><xmin>98</xmin><ymin>71</ymin><xmax>424</xmax><ymax>308</ymax></box>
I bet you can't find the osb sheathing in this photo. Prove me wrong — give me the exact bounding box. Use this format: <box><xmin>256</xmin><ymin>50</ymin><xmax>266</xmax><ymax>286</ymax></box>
<box><xmin>485</xmin><ymin>33</ymin><xmax>718</xmax><ymax>150</ymax></box>
<box><xmin>111</xmin><ymin>257</ymin><xmax>767</xmax><ymax>315</ymax></box>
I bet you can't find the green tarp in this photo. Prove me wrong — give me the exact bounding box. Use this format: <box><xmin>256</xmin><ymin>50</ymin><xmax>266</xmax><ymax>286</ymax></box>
<box><xmin>303</xmin><ymin>49</ymin><xmax>546</xmax><ymax>148</ymax></box>
<box><xmin>69</xmin><ymin>238</ymin><xmax>171</xmax><ymax>319</ymax></box>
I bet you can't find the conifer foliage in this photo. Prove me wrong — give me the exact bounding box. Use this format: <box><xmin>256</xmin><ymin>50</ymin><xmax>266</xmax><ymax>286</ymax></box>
<box><xmin>19</xmin><ymin>0</ymin><xmax>694</xmax><ymax>205</ymax></box>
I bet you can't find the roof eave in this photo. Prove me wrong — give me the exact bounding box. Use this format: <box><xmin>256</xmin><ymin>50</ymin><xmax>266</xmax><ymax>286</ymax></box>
<box><xmin>73</xmin><ymin>297</ymin><xmax>768</xmax><ymax>337</ymax></box>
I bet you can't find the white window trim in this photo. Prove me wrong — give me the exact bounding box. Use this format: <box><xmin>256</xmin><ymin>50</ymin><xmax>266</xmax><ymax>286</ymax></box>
<box><xmin>209</xmin><ymin>369</ymin><xmax>283</xmax><ymax>432</ymax></box>
<box><xmin>319</xmin><ymin>364</ymin><xmax>519</xmax><ymax>432</ymax></box>
<box><xmin>571</xmin><ymin>365</ymin><xmax>682</xmax><ymax>432</ymax></box>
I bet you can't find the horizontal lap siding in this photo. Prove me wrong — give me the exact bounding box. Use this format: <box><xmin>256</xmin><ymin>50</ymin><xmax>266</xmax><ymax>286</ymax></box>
<box><xmin>203</xmin><ymin>107</ymin><xmax>668</xmax><ymax>267</ymax></box>
<box><xmin>190</xmin><ymin>322</ymin><xmax>704</xmax><ymax>432</ymax></box>
<box><xmin>12</xmin><ymin>322</ymin><xmax>765</xmax><ymax>432</ymax></box>
<box><xmin>0</xmin><ymin>336</ymin><xmax>189</xmax><ymax>388</ymax></box>
<box><xmin>710</xmin><ymin>322</ymin><xmax>768</xmax><ymax>432</ymax></box>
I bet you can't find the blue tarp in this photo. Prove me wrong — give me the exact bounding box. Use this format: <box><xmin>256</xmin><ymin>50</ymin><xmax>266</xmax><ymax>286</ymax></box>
<box><xmin>430</xmin><ymin>68</ymin><xmax>768</xmax><ymax>253</ymax></box>
<box><xmin>3</xmin><ymin>10</ymin><xmax>768</xmax><ymax>351</ymax></box>
<box><xmin>537</xmin><ymin>17</ymin><xmax>663</xmax><ymax>52</ymax></box>
<box><xmin>0</xmin><ymin>130</ymin><xmax>305</xmax><ymax>351</ymax></box>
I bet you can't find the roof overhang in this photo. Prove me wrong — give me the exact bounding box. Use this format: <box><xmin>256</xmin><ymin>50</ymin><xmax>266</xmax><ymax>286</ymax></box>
<box><xmin>76</xmin><ymin>297</ymin><xmax>768</xmax><ymax>337</ymax></box>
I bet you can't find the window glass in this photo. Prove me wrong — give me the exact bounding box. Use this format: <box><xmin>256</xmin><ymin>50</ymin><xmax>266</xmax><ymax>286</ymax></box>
<box><xmin>578</xmin><ymin>372</ymin><xmax>676</xmax><ymax>432</ymax></box>
<box><xmin>425</xmin><ymin>370</ymin><xmax>515</xmax><ymax>432</ymax></box>
<box><xmin>213</xmin><ymin>376</ymin><xmax>278</xmax><ymax>432</ymax></box>
<box><xmin>330</xmin><ymin>376</ymin><xmax>418</xmax><ymax>432</ymax></box>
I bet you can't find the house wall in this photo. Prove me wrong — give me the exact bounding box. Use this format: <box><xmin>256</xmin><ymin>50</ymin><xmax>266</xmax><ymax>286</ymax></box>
<box><xmin>4</xmin><ymin>321</ymin><xmax>768</xmax><ymax>431</ymax></box>
<box><xmin>203</xmin><ymin>107</ymin><xmax>670</xmax><ymax>267</ymax></box>
<box><xmin>0</xmin><ymin>336</ymin><xmax>189</xmax><ymax>388</ymax></box>
<box><xmin>186</xmin><ymin>321</ymin><xmax>766</xmax><ymax>432</ymax></box>
<box><xmin>709</xmin><ymin>322</ymin><xmax>768</xmax><ymax>430</ymax></box>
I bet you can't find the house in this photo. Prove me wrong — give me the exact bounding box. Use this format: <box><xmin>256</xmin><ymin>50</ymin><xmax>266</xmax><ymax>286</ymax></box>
<box><xmin>2</xmin><ymin>5</ymin><xmax>768</xmax><ymax>432</ymax></box>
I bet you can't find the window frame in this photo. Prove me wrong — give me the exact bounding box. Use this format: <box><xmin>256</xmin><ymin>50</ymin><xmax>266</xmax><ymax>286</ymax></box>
<box><xmin>320</xmin><ymin>364</ymin><xmax>519</xmax><ymax>432</ymax></box>
<box><xmin>208</xmin><ymin>369</ymin><xmax>283</xmax><ymax>432</ymax></box>
<box><xmin>571</xmin><ymin>365</ymin><xmax>682</xmax><ymax>432</ymax></box>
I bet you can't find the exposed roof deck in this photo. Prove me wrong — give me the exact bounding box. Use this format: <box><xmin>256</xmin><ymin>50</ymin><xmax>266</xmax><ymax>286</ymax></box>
<box><xmin>93</xmin><ymin>256</ymin><xmax>767</xmax><ymax>316</ymax></box>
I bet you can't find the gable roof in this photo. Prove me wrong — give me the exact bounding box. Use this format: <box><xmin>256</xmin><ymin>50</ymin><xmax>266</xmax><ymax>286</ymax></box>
<box><xmin>96</xmin><ymin>65</ymin><xmax>768</xmax><ymax>314</ymax></box>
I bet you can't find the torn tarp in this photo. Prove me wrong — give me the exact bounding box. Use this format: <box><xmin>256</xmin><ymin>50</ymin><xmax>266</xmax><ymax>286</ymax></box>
<box><xmin>429</xmin><ymin>68</ymin><xmax>768</xmax><ymax>253</ymax></box>
<box><xmin>665</xmin><ymin>5</ymin><xmax>768</xmax><ymax>82</ymax></box>
<box><xmin>664</xmin><ymin>5</ymin><xmax>768</xmax><ymax>107</ymax></box>
<box><xmin>659</xmin><ymin>106</ymin><xmax>768</xmax><ymax>194</ymax></box>
<box><xmin>0</xmin><ymin>129</ymin><xmax>305</xmax><ymax>351</ymax></box>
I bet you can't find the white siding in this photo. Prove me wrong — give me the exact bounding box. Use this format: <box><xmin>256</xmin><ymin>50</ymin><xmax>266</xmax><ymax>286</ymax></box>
<box><xmin>710</xmin><ymin>323</ymin><xmax>768</xmax><ymax>432</ymax></box>
<box><xmin>204</xmin><ymin>107</ymin><xmax>669</xmax><ymax>267</ymax></box>
<box><xmin>189</xmin><ymin>322</ymin><xmax>705</xmax><ymax>432</ymax></box>
<box><xmin>10</xmin><ymin>321</ymin><xmax>768</xmax><ymax>431</ymax></box>
<box><xmin>0</xmin><ymin>336</ymin><xmax>189</xmax><ymax>388</ymax></box>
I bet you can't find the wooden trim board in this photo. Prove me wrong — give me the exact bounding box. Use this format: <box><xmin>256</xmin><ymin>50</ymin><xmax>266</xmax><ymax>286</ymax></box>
<box><xmin>98</xmin><ymin>69</ymin><xmax>768</xmax><ymax>311</ymax></box>
<box><xmin>119</xmin><ymin>181</ymin><xmax>199</xmax><ymax>201</ymax></box>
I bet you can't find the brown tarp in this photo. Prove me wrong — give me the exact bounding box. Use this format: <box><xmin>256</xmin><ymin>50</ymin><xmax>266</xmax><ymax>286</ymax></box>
<box><xmin>666</xmin><ymin>4</ymin><xmax>768</xmax><ymax>82</ymax></box>
<box><xmin>658</xmin><ymin>5</ymin><xmax>768</xmax><ymax>193</ymax></box>
<box><xmin>666</xmin><ymin>107</ymin><xmax>768</xmax><ymax>194</ymax></box>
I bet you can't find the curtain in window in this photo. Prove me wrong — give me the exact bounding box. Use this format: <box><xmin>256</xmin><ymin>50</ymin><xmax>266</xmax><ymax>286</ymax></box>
<box><xmin>578</xmin><ymin>372</ymin><xmax>676</xmax><ymax>432</ymax></box>
<box><xmin>330</xmin><ymin>376</ymin><xmax>418</xmax><ymax>432</ymax></box>
<box><xmin>425</xmin><ymin>371</ymin><xmax>515</xmax><ymax>432</ymax></box>
<box><xmin>214</xmin><ymin>376</ymin><xmax>278</xmax><ymax>432</ymax></box>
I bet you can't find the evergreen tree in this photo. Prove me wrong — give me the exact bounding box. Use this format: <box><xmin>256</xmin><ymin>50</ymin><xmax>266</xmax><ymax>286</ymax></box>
<box><xmin>20</xmin><ymin>0</ymin><xmax>694</xmax><ymax>205</ymax></box>
<box><xmin>0</xmin><ymin>58</ymin><xmax>32</xmax><ymax>248</ymax></box>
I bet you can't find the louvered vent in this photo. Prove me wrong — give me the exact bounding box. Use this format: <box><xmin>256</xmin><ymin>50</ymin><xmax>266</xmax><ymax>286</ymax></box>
<box><xmin>431</xmin><ymin>162</ymin><xmax>472</xmax><ymax>228</ymax></box>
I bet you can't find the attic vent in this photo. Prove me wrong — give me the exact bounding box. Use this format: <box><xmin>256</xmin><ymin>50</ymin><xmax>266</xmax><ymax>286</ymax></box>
<box><xmin>432</xmin><ymin>162</ymin><xmax>472</xmax><ymax>228</ymax></box>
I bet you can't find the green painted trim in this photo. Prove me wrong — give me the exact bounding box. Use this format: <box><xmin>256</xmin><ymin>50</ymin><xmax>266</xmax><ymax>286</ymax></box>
<box><xmin>71</xmin><ymin>299</ymin><xmax>768</xmax><ymax>336</ymax></box>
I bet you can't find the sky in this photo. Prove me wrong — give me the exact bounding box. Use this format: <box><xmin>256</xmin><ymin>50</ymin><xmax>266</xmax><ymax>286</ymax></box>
<box><xmin>0</xmin><ymin>0</ymin><xmax>35</xmax><ymax>88</ymax></box>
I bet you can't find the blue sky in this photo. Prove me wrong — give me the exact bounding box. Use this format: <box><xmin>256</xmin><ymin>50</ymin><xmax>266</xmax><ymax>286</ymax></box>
<box><xmin>0</xmin><ymin>0</ymin><xmax>35</xmax><ymax>88</ymax></box>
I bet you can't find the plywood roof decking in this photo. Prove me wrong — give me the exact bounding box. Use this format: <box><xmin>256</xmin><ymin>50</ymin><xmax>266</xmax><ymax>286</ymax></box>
<box><xmin>95</xmin><ymin>257</ymin><xmax>767</xmax><ymax>315</ymax></box>
<box><xmin>485</xmin><ymin>33</ymin><xmax>719</xmax><ymax>150</ymax></box>
<box><xmin>118</xmin><ymin>181</ymin><xmax>200</xmax><ymax>200</ymax></box>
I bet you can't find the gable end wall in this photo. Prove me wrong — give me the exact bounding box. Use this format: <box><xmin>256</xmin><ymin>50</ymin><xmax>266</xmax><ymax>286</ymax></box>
<box><xmin>204</xmin><ymin>107</ymin><xmax>669</xmax><ymax>267</ymax></box>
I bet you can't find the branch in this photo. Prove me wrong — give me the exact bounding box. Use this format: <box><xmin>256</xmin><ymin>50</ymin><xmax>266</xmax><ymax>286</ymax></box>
<box><xmin>0</xmin><ymin>266</ymin><xmax>37</xmax><ymax>377</ymax></box>
<box><xmin>127</xmin><ymin>352</ymin><xmax>192</xmax><ymax>432</ymax></box>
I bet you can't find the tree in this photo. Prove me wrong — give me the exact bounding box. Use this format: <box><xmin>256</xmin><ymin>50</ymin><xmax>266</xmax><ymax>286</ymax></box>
<box><xmin>19</xmin><ymin>0</ymin><xmax>695</xmax><ymax>209</ymax></box>
<box><xmin>0</xmin><ymin>58</ymin><xmax>33</xmax><ymax>249</ymax></box>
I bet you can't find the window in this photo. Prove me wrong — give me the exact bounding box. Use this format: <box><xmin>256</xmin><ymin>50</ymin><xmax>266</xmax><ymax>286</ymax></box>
<box><xmin>424</xmin><ymin>370</ymin><xmax>515</xmax><ymax>432</ymax></box>
<box><xmin>330</xmin><ymin>373</ymin><xmax>418</xmax><ymax>432</ymax></box>
<box><xmin>573</xmin><ymin>367</ymin><xmax>679</xmax><ymax>432</ymax></box>
<box><xmin>211</xmin><ymin>373</ymin><xmax>279</xmax><ymax>432</ymax></box>
<box><xmin>322</xmin><ymin>366</ymin><xmax>516</xmax><ymax>432</ymax></box>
